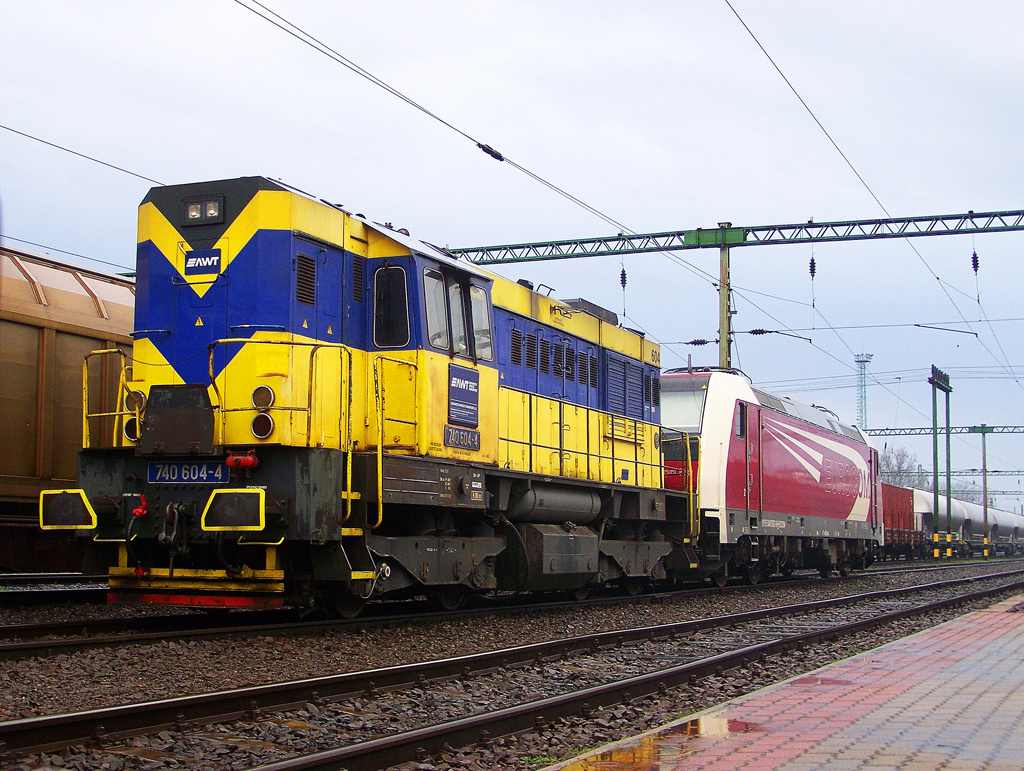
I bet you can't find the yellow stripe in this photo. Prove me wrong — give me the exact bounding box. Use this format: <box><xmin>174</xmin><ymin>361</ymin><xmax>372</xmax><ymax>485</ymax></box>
<box><xmin>110</xmin><ymin>567</ymin><xmax>284</xmax><ymax>580</ymax></box>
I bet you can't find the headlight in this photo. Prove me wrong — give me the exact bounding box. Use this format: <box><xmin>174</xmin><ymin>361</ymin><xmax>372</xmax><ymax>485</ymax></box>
<box><xmin>251</xmin><ymin>412</ymin><xmax>274</xmax><ymax>440</ymax></box>
<box><xmin>124</xmin><ymin>389</ymin><xmax>147</xmax><ymax>413</ymax></box>
<box><xmin>252</xmin><ymin>385</ymin><xmax>275</xmax><ymax>409</ymax></box>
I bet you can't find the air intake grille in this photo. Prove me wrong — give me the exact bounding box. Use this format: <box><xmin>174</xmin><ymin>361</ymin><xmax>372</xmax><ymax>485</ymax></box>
<box><xmin>352</xmin><ymin>255</ymin><xmax>364</xmax><ymax>302</ymax></box>
<box><xmin>526</xmin><ymin>333</ymin><xmax>539</xmax><ymax>369</ymax></box>
<box><xmin>511</xmin><ymin>328</ymin><xmax>523</xmax><ymax>366</ymax></box>
<box><xmin>296</xmin><ymin>254</ymin><xmax>316</xmax><ymax>304</ymax></box>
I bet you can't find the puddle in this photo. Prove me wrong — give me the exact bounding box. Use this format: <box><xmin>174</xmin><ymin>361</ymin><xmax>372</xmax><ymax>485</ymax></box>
<box><xmin>550</xmin><ymin>717</ymin><xmax>762</xmax><ymax>770</ymax></box>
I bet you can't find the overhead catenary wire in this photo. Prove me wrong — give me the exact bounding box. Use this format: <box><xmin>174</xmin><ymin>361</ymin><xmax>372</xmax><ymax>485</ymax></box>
<box><xmin>722</xmin><ymin>0</ymin><xmax>1022</xmax><ymax>394</ymax></box>
<box><xmin>0</xmin><ymin>235</ymin><xmax>134</xmax><ymax>273</ymax></box>
<box><xmin>0</xmin><ymin>123</ymin><xmax>163</xmax><ymax>185</ymax></box>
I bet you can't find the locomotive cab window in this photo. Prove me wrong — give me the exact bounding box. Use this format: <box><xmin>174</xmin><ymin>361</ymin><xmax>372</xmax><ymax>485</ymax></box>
<box><xmin>424</xmin><ymin>270</ymin><xmax>450</xmax><ymax>349</ymax></box>
<box><xmin>735</xmin><ymin>402</ymin><xmax>747</xmax><ymax>438</ymax></box>
<box><xmin>423</xmin><ymin>268</ymin><xmax>493</xmax><ymax>361</ymax></box>
<box><xmin>448</xmin><ymin>282</ymin><xmax>469</xmax><ymax>356</ymax></box>
<box><xmin>469</xmin><ymin>286</ymin><xmax>492</xmax><ymax>361</ymax></box>
<box><xmin>373</xmin><ymin>265</ymin><xmax>410</xmax><ymax>347</ymax></box>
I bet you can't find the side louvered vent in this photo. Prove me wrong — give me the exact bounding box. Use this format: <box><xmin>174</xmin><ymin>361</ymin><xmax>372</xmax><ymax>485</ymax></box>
<box><xmin>577</xmin><ymin>353</ymin><xmax>588</xmax><ymax>385</ymax></box>
<box><xmin>296</xmin><ymin>254</ymin><xmax>316</xmax><ymax>304</ymax></box>
<box><xmin>553</xmin><ymin>342</ymin><xmax>564</xmax><ymax>377</ymax></box>
<box><xmin>526</xmin><ymin>333</ymin><xmax>538</xmax><ymax>369</ymax></box>
<box><xmin>564</xmin><ymin>347</ymin><xmax>575</xmax><ymax>381</ymax></box>
<box><xmin>538</xmin><ymin>337</ymin><xmax>549</xmax><ymax>373</ymax></box>
<box><xmin>352</xmin><ymin>255</ymin><xmax>364</xmax><ymax>302</ymax></box>
<box><xmin>511</xmin><ymin>328</ymin><xmax>523</xmax><ymax>366</ymax></box>
<box><xmin>590</xmin><ymin>355</ymin><xmax>599</xmax><ymax>389</ymax></box>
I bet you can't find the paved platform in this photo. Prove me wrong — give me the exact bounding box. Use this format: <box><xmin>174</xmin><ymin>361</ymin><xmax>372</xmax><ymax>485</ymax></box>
<box><xmin>545</xmin><ymin>595</ymin><xmax>1024</xmax><ymax>770</ymax></box>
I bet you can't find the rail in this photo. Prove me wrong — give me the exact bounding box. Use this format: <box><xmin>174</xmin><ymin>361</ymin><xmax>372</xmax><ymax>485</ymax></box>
<box><xmin>4</xmin><ymin>567</ymin><xmax>1021</xmax><ymax>758</ymax></box>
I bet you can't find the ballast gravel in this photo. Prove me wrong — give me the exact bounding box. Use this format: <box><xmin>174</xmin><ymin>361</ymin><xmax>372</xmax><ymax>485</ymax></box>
<box><xmin>0</xmin><ymin>561</ymin><xmax>1020</xmax><ymax>771</ymax></box>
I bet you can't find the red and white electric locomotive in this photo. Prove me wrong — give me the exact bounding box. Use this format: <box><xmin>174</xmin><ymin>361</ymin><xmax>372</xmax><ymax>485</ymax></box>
<box><xmin>661</xmin><ymin>369</ymin><xmax>882</xmax><ymax>584</ymax></box>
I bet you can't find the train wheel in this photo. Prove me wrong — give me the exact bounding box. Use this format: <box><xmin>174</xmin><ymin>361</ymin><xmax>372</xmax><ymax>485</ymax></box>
<box><xmin>571</xmin><ymin>585</ymin><xmax>593</xmax><ymax>601</ymax></box>
<box><xmin>745</xmin><ymin>565</ymin><xmax>762</xmax><ymax>585</ymax></box>
<box><xmin>330</xmin><ymin>594</ymin><xmax>367</xmax><ymax>619</ymax></box>
<box><xmin>622</xmin><ymin>577</ymin><xmax>646</xmax><ymax>596</ymax></box>
<box><xmin>711</xmin><ymin>569</ymin><xmax>729</xmax><ymax>588</ymax></box>
<box><xmin>430</xmin><ymin>585</ymin><xmax>469</xmax><ymax>612</ymax></box>
<box><xmin>818</xmin><ymin>565</ymin><xmax>833</xmax><ymax>579</ymax></box>
<box><xmin>780</xmin><ymin>565</ymin><xmax>794</xmax><ymax>578</ymax></box>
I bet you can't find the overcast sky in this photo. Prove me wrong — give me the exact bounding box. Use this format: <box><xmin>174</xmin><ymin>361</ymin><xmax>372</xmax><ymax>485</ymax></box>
<box><xmin>3</xmin><ymin>1</ymin><xmax>1023</xmax><ymax>506</ymax></box>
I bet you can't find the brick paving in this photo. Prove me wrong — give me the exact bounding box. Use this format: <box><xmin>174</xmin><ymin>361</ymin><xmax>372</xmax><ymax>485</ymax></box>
<box><xmin>545</xmin><ymin>595</ymin><xmax>1024</xmax><ymax>770</ymax></box>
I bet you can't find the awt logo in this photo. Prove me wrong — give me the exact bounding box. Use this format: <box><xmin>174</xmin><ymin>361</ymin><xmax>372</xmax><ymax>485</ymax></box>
<box><xmin>184</xmin><ymin>248</ymin><xmax>221</xmax><ymax>275</ymax></box>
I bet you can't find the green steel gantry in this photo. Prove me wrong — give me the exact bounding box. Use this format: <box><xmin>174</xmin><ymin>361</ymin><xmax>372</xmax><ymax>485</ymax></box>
<box><xmin>448</xmin><ymin>209</ymin><xmax>1024</xmax><ymax>370</ymax></box>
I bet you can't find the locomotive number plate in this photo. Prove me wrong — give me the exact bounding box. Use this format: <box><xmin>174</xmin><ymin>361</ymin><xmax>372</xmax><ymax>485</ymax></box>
<box><xmin>148</xmin><ymin>461</ymin><xmax>228</xmax><ymax>484</ymax></box>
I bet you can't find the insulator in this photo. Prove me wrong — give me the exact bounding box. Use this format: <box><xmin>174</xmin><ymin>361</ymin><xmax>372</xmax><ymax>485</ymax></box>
<box><xmin>972</xmin><ymin>250</ymin><xmax>979</xmax><ymax>274</ymax></box>
<box><xmin>749</xmin><ymin>328</ymin><xmax>769</xmax><ymax>336</ymax></box>
<box><xmin>687</xmin><ymin>339</ymin><xmax>710</xmax><ymax>346</ymax></box>
<box><xmin>477</xmin><ymin>143</ymin><xmax>504</xmax><ymax>162</ymax></box>
<box><xmin>620</xmin><ymin>268</ymin><xmax>627</xmax><ymax>289</ymax></box>
<box><xmin>809</xmin><ymin>257</ymin><xmax>816</xmax><ymax>278</ymax></box>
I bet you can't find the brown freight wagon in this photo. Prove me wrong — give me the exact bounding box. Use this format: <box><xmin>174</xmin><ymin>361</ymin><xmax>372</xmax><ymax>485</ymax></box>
<box><xmin>0</xmin><ymin>245</ymin><xmax>134</xmax><ymax>571</ymax></box>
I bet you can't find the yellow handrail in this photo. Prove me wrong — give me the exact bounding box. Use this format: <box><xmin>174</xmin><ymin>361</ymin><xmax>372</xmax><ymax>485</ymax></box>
<box><xmin>82</xmin><ymin>349</ymin><xmax>134</xmax><ymax>449</ymax></box>
<box><xmin>206</xmin><ymin>337</ymin><xmax>359</xmax><ymax>523</ymax></box>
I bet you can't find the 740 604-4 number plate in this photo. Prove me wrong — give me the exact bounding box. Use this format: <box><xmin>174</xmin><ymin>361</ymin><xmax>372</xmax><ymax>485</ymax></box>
<box><xmin>148</xmin><ymin>461</ymin><xmax>228</xmax><ymax>484</ymax></box>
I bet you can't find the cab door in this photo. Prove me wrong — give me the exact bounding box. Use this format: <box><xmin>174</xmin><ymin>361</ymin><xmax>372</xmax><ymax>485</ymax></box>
<box><xmin>746</xmin><ymin>404</ymin><xmax>763</xmax><ymax>521</ymax></box>
<box><xmin>297</xmin><ymin>237</ymin><xmax>344</xmax><ymax>445</ymax></box>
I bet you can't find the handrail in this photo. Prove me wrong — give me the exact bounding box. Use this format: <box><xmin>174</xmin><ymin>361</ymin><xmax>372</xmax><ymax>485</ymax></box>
<box><xmin>306</xmin><ymin>344</ymin><xmax>356</xmax><ymax>524</ymax></box>
<box><xmin>206</xmin><ymin>337</ymin><xmax>358</xmax><ymax>523</ymax></box>
<box><xmin>82</xmin><ymin>349</ymin><xmax>135</xmax><ymax>449</ymax></box>
<box><xmin>372</xmin><ymin>355</ymin><xmax>419</xmax><ymax>530</ymax></box>
<box><xmin>688</xmin><ymin>433</ymin><xmax>700</xmax><ymax>540</ymax></box>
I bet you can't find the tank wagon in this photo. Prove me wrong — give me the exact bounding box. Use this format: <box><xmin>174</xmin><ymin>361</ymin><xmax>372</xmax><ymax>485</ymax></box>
<box><xmin>913</xmin><ymin>490</ymin><xmax>1022</xmax><ymax>557</ymax></box>
<box><xmin>39</xmin><ymin>177</ymin><xmax>696</xmax><ymax>611</ymax></box>
<box><xmin>1</xmin><ymin>246</ymin><xmax>134</xmax><ymax>571</ymax></box>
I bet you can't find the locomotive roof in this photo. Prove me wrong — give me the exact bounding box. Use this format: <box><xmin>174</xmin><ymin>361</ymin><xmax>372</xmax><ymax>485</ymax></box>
<box><xmin>143</xmin><ymin>176</ymin><xmax>492</xmax><ymax>280</ymax></box>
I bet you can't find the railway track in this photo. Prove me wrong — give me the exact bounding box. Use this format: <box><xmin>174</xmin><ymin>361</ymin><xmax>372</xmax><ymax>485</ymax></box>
<box><xmin>3</xmin><ymin>567</ymin><xmax>1023</xmax><ymax>768</ymax></box>
<box><xmin>0</xmin><ymin>573</ymin><xmax>108</xmax><ymax>606</ymax></box>
<box><xmin>1</xmin><ymin>559</ymin><xmax>1019</xmax><ymax>662</ymax></box>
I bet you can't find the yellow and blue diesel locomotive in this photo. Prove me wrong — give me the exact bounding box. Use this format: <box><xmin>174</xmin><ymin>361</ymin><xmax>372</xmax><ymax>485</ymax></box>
<box><xmin>40</xmin><ymin>177</ymin><xmax>697</xmax><ymax>611</ymax></box>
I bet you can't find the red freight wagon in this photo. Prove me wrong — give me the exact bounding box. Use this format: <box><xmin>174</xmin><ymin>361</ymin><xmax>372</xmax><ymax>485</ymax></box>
<box><xmin>881</xmin><ymin>483</ymin><xmax>925</xmax><ymax>560</ymax></box>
